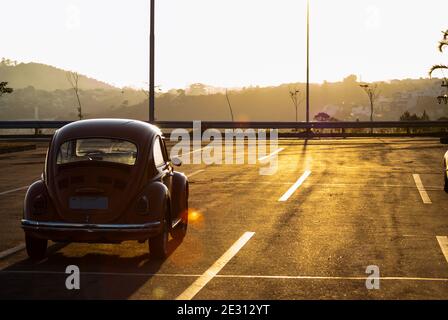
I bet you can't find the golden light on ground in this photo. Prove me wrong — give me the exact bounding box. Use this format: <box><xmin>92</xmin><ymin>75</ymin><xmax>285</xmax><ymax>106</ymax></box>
<box><xmin>188</xmin><ymin>209</ymin><xmax>204</xmax><ymax>224</ymax></box>
<box><xmin>152</xmin><ymin>287</ymin><xmax>166</xmax><ymax>299</ymax></box>
<box><xmin>170</xmin><ymin>234</ymin><xmax>205</xmax><ymax>268</ymax></box>
<box><xmin>169</xmin><ymin>209</ymin><xmax>207</xmax><ymax>267</ymax></box>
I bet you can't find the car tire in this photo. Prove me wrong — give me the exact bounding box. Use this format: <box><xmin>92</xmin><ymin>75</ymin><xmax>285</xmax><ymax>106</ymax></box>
<box><xmin>171</xmin><ymin>195</ymin><xmax>188</xmax><ymax>241</ymax></box>
<box><xmin>25</xmin><ymin>234</ymin><xmax>47</xmax><ymax>260</ymax></box>
<box><xmin>171</xmin><ymin>210</ymin><xmax>188</xmax><ymax>241</ymax></box>
<box><xmin>149</xmin><ymin>216</ymin><xmax>169</xmax><ymax>260</ymax></box>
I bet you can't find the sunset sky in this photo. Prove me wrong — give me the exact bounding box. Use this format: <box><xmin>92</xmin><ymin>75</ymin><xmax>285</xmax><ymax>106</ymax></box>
<box><xmin>1</xmin><ymin>0</ymin><xmax>448</xmax><ymax>90</ymax></box>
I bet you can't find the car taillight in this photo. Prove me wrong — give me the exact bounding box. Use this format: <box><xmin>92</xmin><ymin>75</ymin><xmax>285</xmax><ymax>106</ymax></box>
<box><xmin>135</xmin><ymin>196</ymin><xmax>149</xmax><ymax>215</ymax></box>
<box><xmin>33</xmin><ymin>194</ymin><xmax>47</xmax><ymax>215</ymax></box>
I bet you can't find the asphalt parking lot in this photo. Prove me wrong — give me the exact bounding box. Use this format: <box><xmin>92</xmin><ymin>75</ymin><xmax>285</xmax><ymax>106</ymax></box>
<box><xmin>0</xmin><ymin>138</ymin><xmax>447</xmax><ymax>299</ymax></box>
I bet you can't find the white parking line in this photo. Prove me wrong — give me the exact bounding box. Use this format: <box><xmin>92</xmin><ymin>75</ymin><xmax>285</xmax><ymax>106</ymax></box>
<box><xmin>413</xmin><ymin>174</ymin><xmax>432</xmax><ymax>204</ymax></box>
<box><xmin>188</xmin><ymin>170</ymin><xmax>205</xmax><ymax>178</ymax></box>
<box><xmin>258</xmin><ymin>148</ymin><xmax>285</xmax><ymax>162</ymax></box>
<box><xmin>437</xmin><ymin>236</ymin><xmax>448</xmax><ymax>264</ymax></box>
<box><xmin>0</xmin><ymin>270</ymin><xmax>201</xmax><ymax>277</ymax></box>
<box><xmin>0</xmin><ymin>186</ymin><xmax>28</xmax><ymax>196</ymax></box>
<box><xmin>2</xmin><ymin>270</ymin><xmax>448</xmax><ymax>283</ymax></box>
<box><xmin>176</xmin><ymin>232</ymin><xmax>255</xmax><ymax>300</ymax></box>
<box><xmin>0</xmin><ymin>243</ymin><xmax>26</xmax><ymax>259</ymax></box>
<box><xmin>182</xmin><ymin>146</ymin><xmax>211</xmax><ymax>157</ymax></box>
<box><xmin>279</xmin><ymin>171</ymin><xmax>312</xmax><ymax>202</ymax></box>
<box><xmin>214</xmin><ymin>275</ymin><xmax>448</xmax><ymax>282</ymax></box>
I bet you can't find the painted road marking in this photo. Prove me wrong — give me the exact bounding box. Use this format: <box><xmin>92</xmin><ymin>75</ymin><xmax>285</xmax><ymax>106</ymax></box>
<box><xmin>176</xmin><ymin>232</ymin><xmax>255</xmax><ymax>300</ymax></box>
<box><xmin>437</xmin><ymin>236</ymin><xmax>448</xmax><ymax>264</ymax></box>
<box><xmin>0</xmin><ymin>186</ymin><xmax>28</xmax><ymax>196</ymax></box>
<box><xmin>413</xmin><ymin>174</ymin><xmax>432</xmax><ymax>204</ymax></box>
<box><xmin>0</xmin><ymin>270</ymin><xmax>201</xmax><ymax>277</ymax></box>
<box><xmin>2</xmin><ymin>270</ymin><xmax>448</xmax><ymax>283</ymax></box>
<box><xmin>188</xmin><ymin>170</ymin><xmax>205</xmax><ymax>178</ymax></box>
<box><xmin>0</xmin><ymin>243</ymin><xmax>26</xmax><ymax>260</ymax></box>
<box><xmin>215</xmin><ymin>275</ymin><xmax>448</xmax><ymax>282</ymax></box>
<box><xmin>279</xmin><ymin>171</ymin><xmax>312</xmax><ymax>202</ymax></box>
<box><xmin>258</xmin><ymin>148</ymin><xmax>285</xmax><ymax>162</ymax></box>
<box><xmin>182</xmin><ymin>146</ymin><xmax>212</xmax><ymax>156</ymax></box>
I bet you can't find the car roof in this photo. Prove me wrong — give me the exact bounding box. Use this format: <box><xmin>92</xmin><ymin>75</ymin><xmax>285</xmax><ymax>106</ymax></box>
<box><xmin>53</xmin><ymin>119</ymin><xmax>162</xmax><ymax>147</ymax></box>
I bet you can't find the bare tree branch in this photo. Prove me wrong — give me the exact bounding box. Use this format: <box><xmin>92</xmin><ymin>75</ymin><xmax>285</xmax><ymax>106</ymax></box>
<box><xmin>66</xmin><ymin>71</ymin><xmax>83</xmax><ymax>120</ymax></box>
<box><xmin>225</xmin><ymin>89</ymin><xmax>235</xmax><ymax>122</ymax></box>
<box><xmin>360</xmin><ymin>83</ymin><xmax>380</xmax><ymax>123</ymax></box>
<box><xmin>288</xmin><ymin>87</ymin><xmax>302</xmax><ymax>123</ymax></box>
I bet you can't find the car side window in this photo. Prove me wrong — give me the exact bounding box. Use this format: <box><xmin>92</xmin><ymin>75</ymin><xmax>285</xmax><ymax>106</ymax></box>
<box><xmin>160</xmin><ymin>138</ymin><xmax>170</xmax><ymax>162</ymax></box>
<box><xmin>153</xmin><ymin>137</ymin><xmax>166</xmax><ymax>169</ymax></box>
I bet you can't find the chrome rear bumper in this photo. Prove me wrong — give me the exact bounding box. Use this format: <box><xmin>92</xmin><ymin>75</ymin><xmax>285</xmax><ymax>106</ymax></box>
<box><xmin>22</xmin><ymin>219</ymin><xmax>160</xmax><ymax>231</ymax></box>
<box><xmin>21</xmin><ymin>219</ymin><xmax>161</xmax><ymax>243</ymax></box>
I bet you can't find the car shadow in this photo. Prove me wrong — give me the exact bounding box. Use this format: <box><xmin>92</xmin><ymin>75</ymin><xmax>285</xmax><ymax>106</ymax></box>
<box><xmin>0</xmin><ymin>238</ymin><xmax>184</xmax><ymax>299</ymax></box>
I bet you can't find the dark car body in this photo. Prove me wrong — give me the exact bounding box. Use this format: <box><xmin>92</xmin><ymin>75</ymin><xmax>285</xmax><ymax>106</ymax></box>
<box><xmin>442</xmin><ymin>137</ymin><xmax>448</xmax><ymax>193</ymax></box>
<box><xmin>22</xmin><ymin>119</ymin><xmax>189</xmax><ymax>259</ymax></box>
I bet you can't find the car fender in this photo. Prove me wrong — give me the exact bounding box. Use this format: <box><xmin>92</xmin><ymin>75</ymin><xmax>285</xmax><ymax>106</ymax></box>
<box><xmin>23</xmin><ymin>180</ymin><xmax>53</xmax><ymax>220</ymax></box>
<box><xmin>145</xmin><ymin>181</ymin><xmax>169</xmax><ymax>222</ymax></box>
<box><xmin>170</xmin><ymin>172</ymin><xmax>189</xmax><ymax>223</ymax></box>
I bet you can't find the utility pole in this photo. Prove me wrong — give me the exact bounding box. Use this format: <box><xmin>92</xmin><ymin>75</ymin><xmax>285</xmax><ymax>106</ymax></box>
<box><xmin>306</xmin><ymin>0</ymin><xmax>310</xmax><ymax>124</ymax></box>
<box><xmin>149</xmin><ymin>0</ymin><xmax>155</xmax><ymax>123</ymax></box>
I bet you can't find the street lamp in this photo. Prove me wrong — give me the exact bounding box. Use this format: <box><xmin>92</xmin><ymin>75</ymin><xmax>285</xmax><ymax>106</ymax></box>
<box><xmin>149</xmin><ymin>1</ymin><xmax>311</xmax><ymax>124</ymax></box>
<box><xmin>306</xmin><ymin>0</ymin><xmax>310</xmax><ymax>124</ymax></box>
<box><xmin>149</xmin><ymin>0</ymin><xmax>155</xmax><ymax>123</ymax></box>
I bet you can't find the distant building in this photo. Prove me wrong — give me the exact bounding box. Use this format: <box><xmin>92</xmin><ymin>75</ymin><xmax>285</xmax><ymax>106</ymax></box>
<box><xmin>322</xmin><ymin>104</ymin><xmax>343</xmax><ymax>117</ymax></box>
<box><xmin>186</xmin><ymin>83</ymin><xmax>208</xmax><ymax>96</ymax></box>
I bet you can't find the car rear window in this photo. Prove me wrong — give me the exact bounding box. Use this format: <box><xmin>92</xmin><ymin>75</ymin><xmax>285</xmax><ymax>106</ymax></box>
<box><xmin>57</xmin><ymin>138</ymin><xmax>138</xmax><ymax>166</ymax></box>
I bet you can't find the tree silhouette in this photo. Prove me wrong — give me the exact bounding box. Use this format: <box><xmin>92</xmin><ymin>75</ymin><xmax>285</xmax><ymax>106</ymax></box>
<box><xmin>0</xmin><ymin>82</ymin><xmax>13</xmax><ymax>97</ymax></box>
<box><xmin>225</xmin><ymin>89</ymin><xmax>235</xmax><ymax>122</ymax></box>
<box><xmin>400</xmin><ymin>110</ymin><xmax>430</xmax><ymax>121</ymax></box>
<box><xmin>66</xmin><ymin>72</ymin><xmax>83</xmax><ymax>120</ymax></box>
<box><xmin>429</xmin><ymin>29</ymin><xmax>448</xmax><ymax>77</ymax></box>
<box><xmin>314</xmin><ymin>112</ymin><xmax>338</xmax><ymax>122</ymax></box>
<box><xmin>359</xmin><ymin>83</ymin><xmax>380</xmax><ymax>122</ymax></box>
<box><xmin>430</xmin><ymin>30</ymin><xmax>448</xmax><ymax>105</ymax></box>
<box><xmin>289</xmin><ymin>87</ymin><xmax>302</xmax><ymax>123</ymax></box>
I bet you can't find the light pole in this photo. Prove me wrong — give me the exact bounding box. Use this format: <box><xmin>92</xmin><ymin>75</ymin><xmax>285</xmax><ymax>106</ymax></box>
<box><xmin>306</xmin><ymin>0</ymin><xmax>310</xmax><ymax>124</ymax></box>
<box><xmin>149</xmin><ymin>0</ymin><xmax>155</xmax><ymax>123</ymax></box>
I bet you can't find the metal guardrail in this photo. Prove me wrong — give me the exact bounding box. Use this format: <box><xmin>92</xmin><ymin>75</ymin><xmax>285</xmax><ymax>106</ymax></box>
<box><xmin>0</xmin><ymin>120</ymin><xmax>448</xmax><ymax>130</ymax></box>
<box><xmin>154</xmin><ymin>121</ymin><xmax>448</xmax><ymax>129</ymax></box>
<box><xmin>0</xmin><ymin>120</ymin><xmax>447</xmax><ymax>139</ymax></box>
<box><xmin>0</xmin><ymin>121</ymin><xmax>72</xmax><ymax>129</ymax></box>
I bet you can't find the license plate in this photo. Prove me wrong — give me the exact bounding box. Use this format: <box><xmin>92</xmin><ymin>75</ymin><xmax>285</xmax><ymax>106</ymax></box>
<box><xmin>69</xmin><ymin>197</ymin><xmax>108</xmax><ymax>210</ymax></box>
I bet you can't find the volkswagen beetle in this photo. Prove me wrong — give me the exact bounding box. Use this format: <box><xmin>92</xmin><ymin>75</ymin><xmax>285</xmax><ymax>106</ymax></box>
<box><xmin>442</xmin><ymin>137</ymin><xmax>448</xmax><ymax>193</ymax></box>
<box><xmin>22</xmin><ymin>119</ymin><xmax>189</xmax><ymax>260</ymax></box>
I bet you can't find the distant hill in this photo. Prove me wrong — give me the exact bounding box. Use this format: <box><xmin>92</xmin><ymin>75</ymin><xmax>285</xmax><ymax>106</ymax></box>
<box><xmin>0</xmin><ymin>60</ymin><xmax>116</xmax><ymax>91</ymax></box>
<box><xmin>1</xmin><ymin>59</ymin><xmax>447</xmax><ymax>122</ymax></box>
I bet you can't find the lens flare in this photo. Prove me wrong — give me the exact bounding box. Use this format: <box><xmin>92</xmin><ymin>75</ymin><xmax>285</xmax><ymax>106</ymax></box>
<box><xmin>188</xmin><ymin>209</ymin><xmax>204</xmax><ymax>224</ymax></box>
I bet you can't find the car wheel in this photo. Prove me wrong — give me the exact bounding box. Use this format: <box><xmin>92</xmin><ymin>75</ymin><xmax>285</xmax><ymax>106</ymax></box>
<box><xmin>171</xmin><ymin>211</ymin><xmax>188</xmax><ymax>241</ymax></box>
<box><xmin>25</xmin><ymin>234</ymin><xmax>47</xmax><ymax>260</ymax></box>
<box><xmin>171</xmin><ymin>191</ymin><xmax>188</xmax><ymax>241</ymax></box>
<box><xmin>149</xmin><ymin>216</ymin><xmax>169</xmax><ymax>260</ymax></box>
